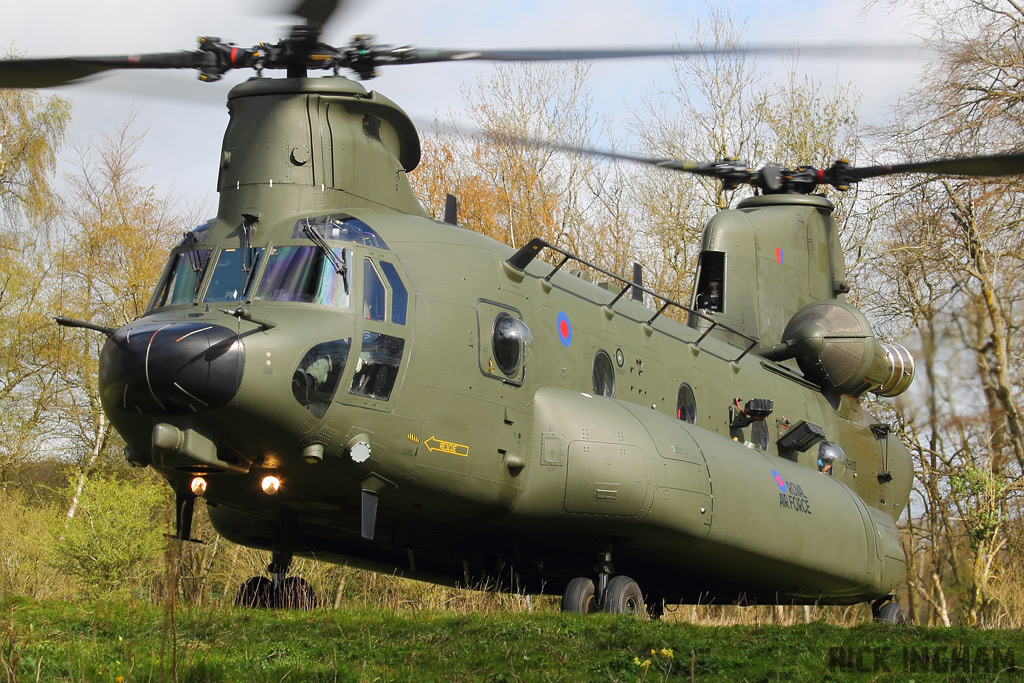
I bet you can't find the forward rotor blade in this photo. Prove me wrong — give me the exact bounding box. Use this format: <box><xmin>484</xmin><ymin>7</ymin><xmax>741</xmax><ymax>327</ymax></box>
<box><xmin>290</xmin><ymin>0</ymin><xmax>344</xmax><ymax>28</ymax></box>
<box><xmin>850</xmin><ymin>152</ymin><xmax>1024</xmax><ymax>181</ymax></box>
<box><xmin>0</xmin><ymin>52</ymin><xmax>206</xmax><ymax>88</ymax></box>
<box><xmin>400</xmin><ymin>42</ymin><xmax>924</xmax><ymax>66</ymax></box>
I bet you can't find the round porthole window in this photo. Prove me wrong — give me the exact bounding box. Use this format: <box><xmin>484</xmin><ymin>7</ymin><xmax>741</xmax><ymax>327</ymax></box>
<box><xmin>492</xmin><ymin>313</ymin><xmax>530</xmax><ymax>377</ymax></box>
<box><xmin>817</xmin><ymin>441</ymin><xmax>846</xmax><ymax>477</ymax></box>
<box><xmin>676</xmin><ymin>383</ymin><xmax>697</xmax><ymax>424</ymax></box>
<box><xmin>593</xmin><ymin>350</ymin><xmax>615</xmax><ymax>397</ymax></box>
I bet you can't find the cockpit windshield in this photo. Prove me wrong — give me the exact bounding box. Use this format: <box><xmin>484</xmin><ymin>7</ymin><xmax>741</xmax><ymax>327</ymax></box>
<box><xmin>203</xmin><ymin>247</ymin><xmax>263</xmax><ymax>304</ymax></box>
<box><xmin>255</xmin><ymin>246</ymin><xmax>351</xmax><ymax>308</ymax></box>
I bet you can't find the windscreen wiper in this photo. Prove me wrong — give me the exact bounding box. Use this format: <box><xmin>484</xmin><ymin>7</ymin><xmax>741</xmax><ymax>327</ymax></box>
<box><xmin>182</xmin><ymin>230</ymin><xmax>210</xmax><ymax>293</ymax></box>
<box><xmin>302</xmin><ymin>220</ymin><xmax>349</xmax><ymax>293</ymax></box>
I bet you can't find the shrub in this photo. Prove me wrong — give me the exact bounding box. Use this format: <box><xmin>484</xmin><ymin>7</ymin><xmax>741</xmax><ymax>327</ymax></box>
<box><xmin>0</xmin><ymin>488</ymin><xmax>74</xmax><ymax>600</ymax></box>
<box><xmin>53</xmin><ymin>473</ymin><xmax>170</xmax><ymax>600</ymax></box>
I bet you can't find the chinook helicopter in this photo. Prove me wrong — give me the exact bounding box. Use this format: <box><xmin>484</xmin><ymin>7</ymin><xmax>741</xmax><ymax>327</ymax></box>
<box><xmin>4</xmin><ymin>0</ymin><xmax>1023</xmax><ymax>622</ymax></box>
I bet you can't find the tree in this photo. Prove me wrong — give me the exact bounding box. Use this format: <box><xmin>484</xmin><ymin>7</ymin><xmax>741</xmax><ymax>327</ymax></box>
<box><xmin>865</xmin><ymin>0</ymin><xmax>1024</xmax><ymax>626</ymax></box>
<box><xmin>53</xmin><ymin>116</ymin><xmax>188</xmax><ymax>517</ymax></box>
<box><xmin>0</xmin><ymin>82</ymin><xmax>69</xmax><ymax>484</ymax></box>
<box><xmin>410</xmin><ymin>61</ymin><xmax>637</xmax><ymax>275</ymax></box>
<box><xmin>629</xmin><ymin>7</ymin><xmax>863</xmax><ymax>309</ymax></box>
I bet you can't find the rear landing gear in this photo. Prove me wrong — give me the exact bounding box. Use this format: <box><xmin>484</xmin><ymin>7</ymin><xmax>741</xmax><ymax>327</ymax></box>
<box><xmin>603</xmin><ymin>575</ymin><xmax>645</xmax><ymax>615</ymax></box>
<box><xmin>234</xmin><ymin>544</ymin><xmax>317</xmax><ymax>610</ymax></box>
<box><xmin>561</xmin><ymin>577</ymin><xmax>597</xmax><ymax>613</ymax></box>
<box><xmin>872</xmin><ymin>596</ymin><xmax>907</xmax><ymax>624</ymax></box>
<box><xmin>561</xmin><ymin>552</ymin><xmax>646</xmax><ymax>617</ymax></box>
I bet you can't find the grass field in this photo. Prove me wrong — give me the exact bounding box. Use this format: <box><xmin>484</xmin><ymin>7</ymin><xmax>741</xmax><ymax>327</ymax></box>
<box><xmin>2</xmin><ymin>595</ymin><xmax>1023</xmax><ymax>681</ymax></box>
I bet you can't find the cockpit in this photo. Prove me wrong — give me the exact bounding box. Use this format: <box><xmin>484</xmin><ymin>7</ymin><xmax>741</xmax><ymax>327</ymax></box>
<box><xmin>151</xmin><ymin>214</ymin><xmax>392</xmax><ymax>312</ymax></box>
<box><xmin>145</xmin><ymin>213</ymin><xmax>410</xmax><ymax>417</ymax></box>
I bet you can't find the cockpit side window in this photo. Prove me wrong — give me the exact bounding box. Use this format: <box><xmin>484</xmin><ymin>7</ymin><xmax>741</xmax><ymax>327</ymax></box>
<box><xmin>380</xmin><ymin>261</ymin><xmax>407</xmax><ymax>325</ymax></box>
<box><xmin>349</xmin><ymin>331</ymin><xmax>405</xmax><ymax>400</ymax></box>
<box><xmin>255</xmin><ymin>246</ymin><xmax>351</xmax><ymax>307</ymax></box>
<box><xmin>363</xmin><ymin>259</ymin><xmax>387</xmax><ymax>321</ymax></box>
<box><xmin>152</xmin><ymin>222</ymin><xmax>214</xmax><ymax>309</ymax></box>
<box><xmin>156</xmin><ymin>250</ymin><xmax>210</xmax><ymax>307</ymax></box>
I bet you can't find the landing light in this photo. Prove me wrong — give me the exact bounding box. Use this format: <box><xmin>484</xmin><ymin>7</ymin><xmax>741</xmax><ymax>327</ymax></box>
<box><xmin>190</xmin><ymin>476</ymin><xmax>208</xmax><ymax>496</ymax></box>
<box><xmin>261</xmin><ymin>475</ymin><xmax>281</xmax><ymax>494</ymax></box>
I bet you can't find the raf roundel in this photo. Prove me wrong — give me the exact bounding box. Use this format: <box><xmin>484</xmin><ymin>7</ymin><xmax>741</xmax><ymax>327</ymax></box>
<box><xmin>772</xmin><ymin>469</ymin><xmax>787</xmax><ymax>493</ymax></box>
<box><xmin>556</xmin><ymin>311</ymin><xmax>572</xmax><ymax>347</ymax></box>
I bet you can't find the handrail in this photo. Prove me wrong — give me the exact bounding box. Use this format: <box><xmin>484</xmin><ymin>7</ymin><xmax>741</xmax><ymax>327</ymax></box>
<box><xmin>506</xmin><ymin>237</ymin><xmax>761</xmax><ymax>363</ymax></box>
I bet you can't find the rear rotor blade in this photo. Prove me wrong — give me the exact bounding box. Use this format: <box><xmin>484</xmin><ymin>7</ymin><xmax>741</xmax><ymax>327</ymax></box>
<box><xmin>850</xmin><ymin>152</ymin><xmax>1024</xmax><ymax>181</ymax></box>
<box><xmin>490</xmin><ymin>131</ymin><xmax>1024</xmax><ymax>193</ymax></box>
<box><xmin>486</xmin><ymin>133</ymin><xmax>718</xmax><ymax>176</ymax></box>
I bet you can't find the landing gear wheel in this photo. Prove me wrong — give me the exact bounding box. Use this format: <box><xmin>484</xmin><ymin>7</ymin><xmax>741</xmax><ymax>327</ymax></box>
<box><xmin>276</xmin><ymin>576</ymin><xmax>317</xmax><ymax>610</ymax></box>
<box><xmin>603</xmin><ymin>575</ymin><xmax>645</xmax><ymax>616</ymax></box>
<box><xmin>561</xmin><ymin>577</ymin><xmax>597</xmax><ymax>614</ymax></box>
<box><xmin>235</xmin><ymin>576</ymin><xmax>272</xmax><ymax>608</ymax></box>
<box><xmin>875</xmin><ymin>602</ymin><xmax>907</xmax><ymax>624</ymax></box>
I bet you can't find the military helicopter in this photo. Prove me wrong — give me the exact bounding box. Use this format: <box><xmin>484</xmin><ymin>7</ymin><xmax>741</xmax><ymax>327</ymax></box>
<box><xmin>4</xmin><ymin>0</ymin><xmax>1022</xmax><ymax>622</ymax></box>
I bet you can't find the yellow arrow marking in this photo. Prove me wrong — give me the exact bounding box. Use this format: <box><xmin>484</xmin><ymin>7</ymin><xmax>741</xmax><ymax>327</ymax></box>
<box><xmin>424</xmin><ymin>437</ymin><xmax>469</xmax><ymax>457</ymax></box>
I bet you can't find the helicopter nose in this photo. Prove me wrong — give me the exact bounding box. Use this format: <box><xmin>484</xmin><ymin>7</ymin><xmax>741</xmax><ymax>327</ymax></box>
<box><xmin>99</xmin><ymin>322</ymin><xmax>244</xmax><ymax>414</ymax></box>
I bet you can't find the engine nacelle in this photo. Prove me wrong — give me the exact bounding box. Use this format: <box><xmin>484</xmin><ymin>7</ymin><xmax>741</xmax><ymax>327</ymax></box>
<box><xmin>769</xmin><ymin>300</ymin><xmax>914</xmax><ymax>398</ymax></box>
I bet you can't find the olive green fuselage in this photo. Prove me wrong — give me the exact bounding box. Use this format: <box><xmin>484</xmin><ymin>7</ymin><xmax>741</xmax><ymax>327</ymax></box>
<box><xmin>100</xmin><ymin>77</ymin><xmax>910</xmax><ymax>606</ymax></box>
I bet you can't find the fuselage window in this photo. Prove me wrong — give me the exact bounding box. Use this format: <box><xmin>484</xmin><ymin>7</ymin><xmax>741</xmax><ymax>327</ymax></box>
<box><xmin>817</xmin><ymin>441</ymin><xmax>846</xmax><ymax>476</ymax></box>
<box><xmin>492</xmin><ymin>313</ymin><xmax>530</xmax><ymax>377</ymax></box>
<box><xmin>292</xmin><ymin>338</ymin><xmax>351</xmax><ymax>419</ymax></box>
<box><xmin>349</xmin><ymin>331</ymin><xmax>405</xmax><ymax>400</ymax></box>
<box><xmin>202</xmin><ymin>247</ymin><xmax>263</xmax><ymax>303</ymax></box>
<box><xmin>380</xmin><ymin>261</ymin><xmax>407</xmax><ymax>325</ymax></box>
<box><xmin>363</xmin><ymin>259</ymin><xmax>387</xmax><ymax>322</ymax></box>
<box><xmin>255</xmin><ymin>246</ymin><xmax>351</xmax><ymax>308</ymax></box>
<box><xmin>592</xmin><ymin>349</ymin><xmax>615</xmax><ymax>398</ymax></box>
<box><xmin>157</xmin><ymin>249</ymin><xmax>210</xmax><ymax>307</ymax></box>
<box><xmin>677</xmin><ymin>383</ymin><xmax>697</xmax><ymax>423</ymax></box>
<box><xmin>694</xmin><ymin>251</ymin><xmax>725</xmax><ymax>313</ymax></box>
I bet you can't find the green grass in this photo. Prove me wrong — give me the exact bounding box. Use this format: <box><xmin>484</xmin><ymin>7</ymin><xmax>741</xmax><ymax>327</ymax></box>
<box><xmin>2</xmin><ymin>595</ymin><xmax>1024</xmax><ymax>681</ymax></box>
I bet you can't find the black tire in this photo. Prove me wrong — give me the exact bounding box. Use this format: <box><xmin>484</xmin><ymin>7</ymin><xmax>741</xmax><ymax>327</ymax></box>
<box><xmin>276</xmin><ymin>576</ymin><xmax>317</xmax><ymax>610</ymax></box>
<box><xmin>603</xmin><ymin>575</ymin><xmax>645</xmax><ymax>616</ymax></box>
<box><xmin>875</xmin><ymin>602</ymin><xmax>907</xmax><ymax>624</ymax></box>
<box><xmin>561</xmin><ymin>577</ymin><xmax>597</xmax><ymax>614</ymax></box>
<box><xmin>235</xmin><ymin>576</ymin><xmax>272</xmax><ymax>608</ymax></box>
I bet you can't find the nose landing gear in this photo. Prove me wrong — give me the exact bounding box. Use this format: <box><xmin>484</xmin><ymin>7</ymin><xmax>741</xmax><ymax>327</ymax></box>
<box><xmin>234</xmin><ymin>545</ymin><xmax>317</xmax><ymax>609</ymax></box>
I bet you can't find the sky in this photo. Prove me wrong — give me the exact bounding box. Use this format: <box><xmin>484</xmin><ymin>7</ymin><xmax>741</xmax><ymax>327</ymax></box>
<box><xmin>2</xmin><ymin>0</ymin><xmax>928</xmax><ymax>216</ymax></box>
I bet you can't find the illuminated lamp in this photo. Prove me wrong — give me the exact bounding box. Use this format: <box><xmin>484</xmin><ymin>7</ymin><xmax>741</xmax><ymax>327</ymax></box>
<box><xmin>190</xmin><ymin>476</ymin><xmax>208</xmax><ymax>496</ymax></box>
<box><xmin>261</xmin><ymin>475</ymin><xmax>281</xmax><ymax>494</ymax></box>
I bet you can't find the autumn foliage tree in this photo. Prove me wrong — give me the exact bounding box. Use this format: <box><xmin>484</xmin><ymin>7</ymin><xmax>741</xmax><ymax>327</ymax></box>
<box><xmin>0</xmin><ymin>84</ymin><xmax>69</xmax><ymax>483</ymax></box>
<box><xmin>54</xmin><ymin>117</ymin><xmax>187</xmax><ymax>517</ymax></box>
<box><xmin>864</xmin><ymin>0</ymin><xmax>1024</xmax><ymax>626</ymax></box>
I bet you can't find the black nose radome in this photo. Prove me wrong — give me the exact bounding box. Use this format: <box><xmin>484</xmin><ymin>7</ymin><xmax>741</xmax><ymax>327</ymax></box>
<box><xmin>99</xmin><ymin>322</ymin><xmax>244</xmax><ymax>414</ymax></box>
